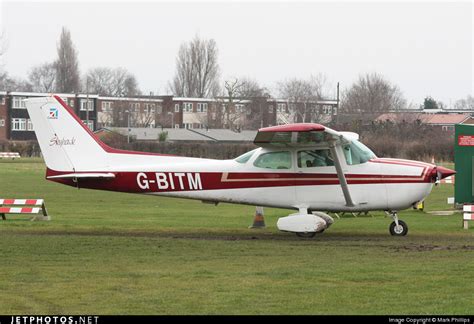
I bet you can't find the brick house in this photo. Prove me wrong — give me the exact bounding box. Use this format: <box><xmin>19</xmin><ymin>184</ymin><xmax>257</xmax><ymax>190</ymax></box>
<box><xmin>0</xmin><ymin>91</ymin><xmax>7</xmax><ymax>141</ymax></box>
<box><xmin>0</xmin><ymin>90</ymin><xmax>340</xmax><ymax>142</ymax></box>
<box><xmin>97</xmin><ymin>96</ymin><xmax>164</xmax><ymax>129</ymax></box>
<box><xmin>375</xmin><ymin>112</ymin><xmax>474</xmax><ymax>132</ymax></box>
<box><xmin>3</xmin><ymin>92</ymin><xmax>97</xmax><ymax>141</ymax></box>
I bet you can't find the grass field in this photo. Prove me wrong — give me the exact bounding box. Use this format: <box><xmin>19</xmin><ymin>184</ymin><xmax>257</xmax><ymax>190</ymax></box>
<box><xmin>0</xmin><ymin>159</ymin><xmax>473</xmax><ymax>315</ymax></box>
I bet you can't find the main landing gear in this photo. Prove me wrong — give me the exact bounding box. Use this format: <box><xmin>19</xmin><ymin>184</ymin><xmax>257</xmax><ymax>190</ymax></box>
<box><xmin>295</xmin><ymin>231</ymin><xmax>320</xmax><ymax>239</ymax></box>
<box><xmin>387</xmin><ymin>211</ymin><xmax>408</xmax><ymax>236</ymax></box>
<box><xmin>277</xmin><ymin>208</ymin><xmax>332</xmax><ymax>239</ymax></box>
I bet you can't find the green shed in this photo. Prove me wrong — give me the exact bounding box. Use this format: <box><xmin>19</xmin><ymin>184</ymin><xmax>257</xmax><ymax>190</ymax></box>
<box><xmin>454</xmin><ymin>124</ymin><xmax>474</xmax><ymax>204</ymax></box>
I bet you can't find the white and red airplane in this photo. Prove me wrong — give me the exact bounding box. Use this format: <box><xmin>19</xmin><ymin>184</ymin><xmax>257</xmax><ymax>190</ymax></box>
<box><xmin>25</xmin><ymin>95</ymin><xmax>455</xmax><ymax>238</ymax></box>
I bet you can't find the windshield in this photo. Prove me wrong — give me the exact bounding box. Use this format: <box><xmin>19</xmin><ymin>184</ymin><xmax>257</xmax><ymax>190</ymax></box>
<box><xmin>235</xmin><ymin>149</ymin><xmax>258</xmax><ymax>164</ymax></box>
<box><xmin>343</xmin><ymin>140</ymin><xmax>377</xmax><ymax>165</ymax></box>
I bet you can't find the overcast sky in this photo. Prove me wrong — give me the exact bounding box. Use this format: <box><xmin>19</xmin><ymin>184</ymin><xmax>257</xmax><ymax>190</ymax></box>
<box><xmin>0</xmin><ymin>0</ymin><xmax>472</xmax><ymax>106</ymax></box>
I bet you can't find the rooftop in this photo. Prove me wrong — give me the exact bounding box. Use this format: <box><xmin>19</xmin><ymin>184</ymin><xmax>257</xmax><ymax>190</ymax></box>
<box><xmin>376</xmin><ymin>112</ymin><xmax>471</xmax><ymax>125</ymax></box>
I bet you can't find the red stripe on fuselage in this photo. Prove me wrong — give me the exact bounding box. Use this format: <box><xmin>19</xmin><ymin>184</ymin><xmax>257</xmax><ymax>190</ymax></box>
<box><xmin>46</xmin><ymin>168</ymin><xmax>433</xmax><ymax>194</ymax></box>
<box><xmin>370</xmin><ymin>158</ymin><xmax>434</xmax><ymax>168</ymax></box>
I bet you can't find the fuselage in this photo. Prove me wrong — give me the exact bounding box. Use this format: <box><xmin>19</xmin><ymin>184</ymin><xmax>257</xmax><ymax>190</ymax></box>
<box><xmin>46</xmin><ymin>145</ymin><xmax>437</xmax><ymax>213</ymax></box>
<box><xmin>25</xmin><ymin>95</ymin><xmax>456</xmax><ymax>237</ymax></box>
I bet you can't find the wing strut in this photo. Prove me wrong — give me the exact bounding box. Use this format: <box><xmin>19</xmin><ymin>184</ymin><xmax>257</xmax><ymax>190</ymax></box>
<box><xmin>329</xmin><ymin>141</ymin><xmax>355</xmax><ymax>207</ymax></box>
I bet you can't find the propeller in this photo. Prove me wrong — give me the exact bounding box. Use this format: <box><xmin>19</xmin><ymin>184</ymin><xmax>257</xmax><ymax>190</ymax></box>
<box><xmin>431</xmin><ymin>166</ymin><xmax>456</xmax><ymax>182</ymax></box>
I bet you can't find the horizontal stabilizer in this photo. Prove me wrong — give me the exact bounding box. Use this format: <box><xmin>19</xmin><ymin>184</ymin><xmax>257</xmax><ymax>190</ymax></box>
<box><xmin>47</xmin><ymin>173</ymin><xmax>116</xmax><ymax>180</ymax></box>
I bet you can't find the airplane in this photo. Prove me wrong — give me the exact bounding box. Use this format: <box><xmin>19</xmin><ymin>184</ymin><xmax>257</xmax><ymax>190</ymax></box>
<box><xmin>25</xmin><ymin>95</ymin><xmax>455</xmax><ymax>238</ymax></box>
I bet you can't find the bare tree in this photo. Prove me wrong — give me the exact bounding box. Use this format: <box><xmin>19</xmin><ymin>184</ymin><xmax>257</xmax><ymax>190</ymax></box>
<box><xmin>0</xmin><ymin>32</ymin><xmax>32</xmax><ymax>92</ymax></box>
<box><xmin>341</xmin><ymin>73</ymin><xmax>407</xmax><ymax>114</ymax></box>
<box><xmin>210</xmin><ymin>77</ymin><xmax>269</xmax><ymax>130</ymax></box>
<box><xmin>10</xmin><ymin>78</ymin><xmax>33</xmax><ymax>92</ymax></box>
<box><xmin>0</xmin><ymin>32</ymin><xmax>8</xmax><ymax>84</ymax></box>
<box><xmin>116</xmin><ymin>68</ymin><xmax>140</xmax><ymax>97</ymax></box>
<box><xmin>0</xmin><ymin>72</ymin><xmax>32</xmax><ymax>91</ymax></box>
<box><xmin>133</xmin><ymin>107</ymin><xmax>155</xmax><ymax>128</ymax></box>
<box><xmin>0</xmin><ymin>31</ymin><xmax>6</xmax><ymax>62</ymax></box>
<box><xmin>55</xmin><ymin>27</ymin><xmax>80</xmax><ymax>93</ymax></box>
<box><xmin>234</xmin><ymin>77</ymin><xmax>269</xmax><ymax>98</ymax></box>
<box><xmin>85</xmin><ymin>67</ymin><xmax>140</xmax><ymax>97</ymax></box>
<box><xmin>28</xmin><ymin>63</ymin><xmax>56</xmax><ymax>92</ymax></box>
<box><xmin>169</xmin><ymin>35</ymin><xmax>220</xmax><ymax>98</ymax></box>
<box><xmin>223</xmin><ymin>78</ymin><xmax>244</xmax><ymax>130</ymax></box>
<box><xmin>110</xmin><ymin>101</ymin><xmax>130</xmax><ymax>128</ymax></box>
<box><xmin>309</xmin><ymin>74</ymin><xmax>329</xmax><ymax>99</ymax></box>
<box><xmin>85</xmin><ymin>67</ymin><xmax>113</xmax><ymax>95</ymax></box>
<box><xmin>453</xmin><ymin>95</ymin><xmax>474</xmax><ymax>110</ymax></box>
<box><xmin>277</xmin><ymin>76</ymin><xmax>326</xmax><ymax>123</ymax></box>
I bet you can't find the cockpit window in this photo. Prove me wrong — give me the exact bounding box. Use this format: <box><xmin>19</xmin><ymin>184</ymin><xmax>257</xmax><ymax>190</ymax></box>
<box><xmin>343</xmin><ymin>140</ymin><xmax>376</xmax><ymax>165</ymax></box>
<box><xmin>235</xmin><ymin>149</ymin><xmax>257</xmax><ymax>164</ymax></box>
<box><xmin>253</xmin><ymin>151</ymin><xmax>292</xmax><ymax>169</ymax></box>
<box><xmin>297</xmin><ymin>149</ymin><xmax>334</xmax><ymax>168</ymax></box>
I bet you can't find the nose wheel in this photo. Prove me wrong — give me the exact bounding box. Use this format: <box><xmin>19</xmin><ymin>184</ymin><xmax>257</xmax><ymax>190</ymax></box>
<box><xmin>387</xmin><ymin>211</ymin><xmax>408</xmax><ymax>236</ymax></box>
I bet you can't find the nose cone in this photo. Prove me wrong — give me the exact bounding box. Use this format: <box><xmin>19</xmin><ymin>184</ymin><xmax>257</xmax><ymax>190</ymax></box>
<box><xmin>435</xmin><ymin>166</ymin><xmax>456</xmax><ymax>180</ymax></box>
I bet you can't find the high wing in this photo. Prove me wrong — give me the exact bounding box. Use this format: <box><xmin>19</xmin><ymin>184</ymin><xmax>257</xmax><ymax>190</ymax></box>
<box><xmin>254</xmin><ymin>123</ymin><xmax>357</xmax><ymax>207</ymax></box>
<box><xmin>253</xmin><ymin>123</ymin><xmax>356</xmax><ymax>147</ymax></box>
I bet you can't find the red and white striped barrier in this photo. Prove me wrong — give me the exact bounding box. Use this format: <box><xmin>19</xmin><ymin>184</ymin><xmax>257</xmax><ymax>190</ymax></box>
<box><xmin>463</xmin><ymin>205</ymin><xmax>474</xmax><ymax>229</ymax></box>
<box><xmin>0</xmin><ymin>207</ymin><xmax>42</xmax><ymax>214</ymax></box>
<box><xmin>0</xmin><ymin>199</ymin><xmax>49</xmax><ymax>221</ymax></box>
<box><xmin>0</xmin><ymin>199</ymin><xmax>43</xmax><ymax>205</ymax></box>
<box><xmin>440</xmin><ymin>175</ymin><xmax>455</xmax><ymax>184</ymax></box>
<box><xmin>0</xmin><ymin>152</ymin><xmax>21</xmax><ymax>159</ymax></box>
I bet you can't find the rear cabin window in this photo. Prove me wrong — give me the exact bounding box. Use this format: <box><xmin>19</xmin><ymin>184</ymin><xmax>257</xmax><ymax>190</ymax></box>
<box><xmin>297</xmin><ymin>150</ymin><xmax>334</xmax><ymax>168</ymax></box>
<box><xmin>253</xmin><ymin>151</ymin><xmax>292</xmax><ymax>169</ymax></box>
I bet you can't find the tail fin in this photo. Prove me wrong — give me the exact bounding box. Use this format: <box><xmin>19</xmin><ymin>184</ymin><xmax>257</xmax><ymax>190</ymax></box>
<box><xmin>25</xmin><ymin>95</ymin><xmax>108</xmax><ymax>172</ymax></box>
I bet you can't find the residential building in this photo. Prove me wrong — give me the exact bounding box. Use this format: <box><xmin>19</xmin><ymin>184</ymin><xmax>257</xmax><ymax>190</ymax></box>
<box><xmin>375</xmin><ymin>112</ymin><xmax>474</xmax><ymax>132</ymax></box>
<box><xmin>172</xmin><ymin>97</ymin><xmax>214</xmax><ymax>129</ymax></box>
<box><xmin>0</xmin><ymin>91</ymin><xmax>7</xmax><ymax>141</ymax></box>
<box><xmin>273</xmin><ymin>99</ymin><xmax>339</xmax><ymax>125</ymax></box>
<box><xmin>2</xmin><ymin>92</ymin><xmax>97</xmax><ymax>141</ymax></box>
<box><xmin>96</xmin><ymin>96</ymin><xmax>163</xmax><ymax>129</ymax></box>
<box><xmin>0</xmin><ymin>89</ymin><xmax>340</xmax><ymax>142</ymax></box>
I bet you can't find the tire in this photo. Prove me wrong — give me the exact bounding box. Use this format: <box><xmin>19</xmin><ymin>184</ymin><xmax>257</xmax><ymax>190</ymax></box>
<box><xmin>296</xmin><ymin>232</ymin><xmax>317</xmax><ymax>238</ymax></box>
<box><xmin>389</xmin><ymin>220</ymin><xmax>408</xmax><ymax>236</ymax></box>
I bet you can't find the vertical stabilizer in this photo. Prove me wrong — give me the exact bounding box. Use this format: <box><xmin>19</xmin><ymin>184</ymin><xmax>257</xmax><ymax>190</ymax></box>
<box><xmin>25</xmin><ymin>96</ymin><xmax>108</xmax><ymax>172</ymax></box>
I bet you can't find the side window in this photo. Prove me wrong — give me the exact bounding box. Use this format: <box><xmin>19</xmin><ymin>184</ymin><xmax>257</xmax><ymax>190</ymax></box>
<box><xmin>254</xmin><ymin>151</ymin><xmax>292</xmax><ymax>170</ymax></box>
<box><xmin>297</xmin><ymin>150</ymin><xmax>334</xmax><ymax>168</ymax></box>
